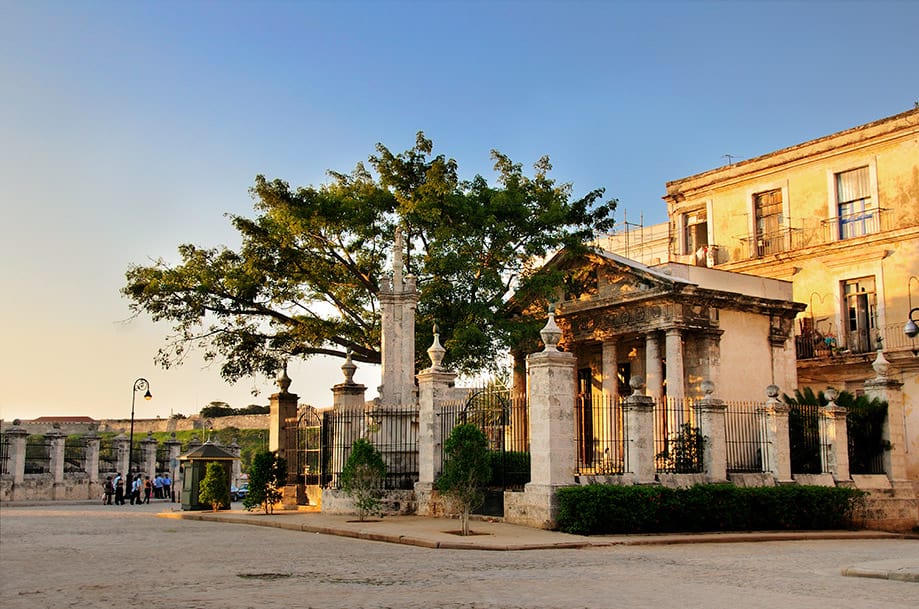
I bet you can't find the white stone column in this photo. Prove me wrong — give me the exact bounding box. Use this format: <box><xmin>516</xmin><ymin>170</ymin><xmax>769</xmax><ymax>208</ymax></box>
<box><xmin>863</xmin><ymin>350</ymin><xmax>908</xmax><ymax>480</ymax></box>
<box><xmin>5</xmin><ymin>426</ymin><xmax>28</xmax><ymax>500</ymax></box>
<box><xmin>820</xmin><ymin>387</ymin><xmax>851</xmax><ymax>482</ymax></box>
<box><xmin>379</xmin><ymin>228</ymin><xmax>418</xmax><ymax>408</ymax></box>
<box><xmin>623</xmin><ymin>376</ymin><xmax>655</xmax><ymax>483</ymax></box>
<box><xmin>761</xmin><ymin>385</ymin><xmax>792</xmax><ymax>482</ymax></box>
<box><xmin>510</xmin><ymin>309</ymin><xmax>576</xmax><ymax>529</ymax></box>
<box><xmin>698</xmin><ymin>380</ymin><xmax>727</xmax><ymax>483</ymax></box>
<box><xmin>47</xmin><ymin>429</ymin><xmax>66</xmax><ymax>499</ymax></box>
<box><xmin>141</xmin><ymin>432</ymin><xmax>158</xmax><ymax>479</ymax></box>
<box><xmin>83</xmin><ymin>432</ymin><xmax>101</xmax><ymax>484</ymax></box>
<box><xmin>113</xmin><ymin>434</ymin><xmax>130</xmax><ymax>478</ymax></box>
<box><xmin>601</xmin><ymin>339</ymin><xmax>619</xmax><ymax>403</ymax></box>
<box><xmin>664</xmin><ymin>328</ymin><xmax>685</xmax><ymax>399</ymax></box>
<box><xmin>645</xmin><ymin>333</ymin><xmax>663</xmax><ymax>402</ymax></box>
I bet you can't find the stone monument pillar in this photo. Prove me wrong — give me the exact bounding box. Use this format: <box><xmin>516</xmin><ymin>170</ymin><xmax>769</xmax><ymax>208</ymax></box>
<box><xmin>698</xmin><ymin>380</ymin><xmax>727</xmax><ymax>483</ymax></box>
<box><xmin>623</xmin><ymin>376</ymin><xmax>655</xmax><ymax>483</ymax></box>
<box><xmin>761</xmin><ymin>385</ymin><xmax>792</xmax><ymax>482</ymax></box>
<box><xmin>415</xmin><ymin>327</ymin><xmax>457</xmax><ymax>516</ymax></box>
<box><xmin>378</xmin><ymin>227</ymin><xmax>418</xmax><ymax>408</ymax></box>
<box><xmin>509</xmin><ymin>307</ymin><xmax>576</xmax><ymax>529</ymax></box>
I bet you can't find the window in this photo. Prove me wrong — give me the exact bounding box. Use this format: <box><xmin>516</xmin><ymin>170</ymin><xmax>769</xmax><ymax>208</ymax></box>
<box><xmin>681</xmin><ymin>210</ymin><xmax>708</xmax><ymax>256</ymax></box>
<box><xmin>843</xmin><ymin>277</ymin><xmax>877</xmax><ymax>353</ymax></box>
<box><xmin>836</xmin><ymin>167</ymin><xmax>873</xmax><ymax>239</ymax></box>
<box><xmin>753</xmin><ymin>189</ymin><xmax>784</xmax><ymax>256</ymax></box>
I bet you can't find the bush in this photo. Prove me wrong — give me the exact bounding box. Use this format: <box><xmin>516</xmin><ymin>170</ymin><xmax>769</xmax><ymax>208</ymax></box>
<box><xmin>244</xmin><ymin>451</ymin><xmax>287</xmax><ymax>514</ymax></box>
<box><xmin>198</xmin><ymin>462</ymin><xmax>230</xmax><ymax>511</ymax></box>
<box><xmin>340</xmin><ymin>438</ymin><xmax>387</xmax><ymax>521</ymax></box>
<box><xmin>437</xmin><ymin>424</ymin><xmax>491</xmax><ymax>536</ymax></box>
<box><xmin>556</xmin><ymin>484</ymin><xmax>865</xmax><ymax>535</ymax></box>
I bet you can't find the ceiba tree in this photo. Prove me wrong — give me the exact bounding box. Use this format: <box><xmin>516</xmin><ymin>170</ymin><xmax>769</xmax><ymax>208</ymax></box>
<box><xmin>123</xmin><ymin>132</ymin><xmax>615</xmax><ymax>385</ymax></box>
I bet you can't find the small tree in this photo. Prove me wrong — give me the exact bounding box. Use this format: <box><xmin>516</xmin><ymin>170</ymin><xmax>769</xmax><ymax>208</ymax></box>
<box><xmin>244</xmin><ymin>451</ymin><xmax>287</xmax><ymax>514</ymax></box>
<box><xmin>198</xmin><ymin>462</ymin><xmax>230</xmax><ymax>511</ymax></box>
<box><xmin>341</xmin><ymin>438</ymin><xmax>387</xmax><ymax>521</ymax></box>
<box><xmin>436</xmin><ymin>424</ymin><xmax>491</xmax><ymax>536</ymax></box>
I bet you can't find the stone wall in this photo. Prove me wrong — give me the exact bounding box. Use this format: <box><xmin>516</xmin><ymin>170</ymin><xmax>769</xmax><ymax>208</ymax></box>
<box><xmin>1</xmin><ymin>414</ymin><xmax>269</xmax><ymax>436</ymax></box>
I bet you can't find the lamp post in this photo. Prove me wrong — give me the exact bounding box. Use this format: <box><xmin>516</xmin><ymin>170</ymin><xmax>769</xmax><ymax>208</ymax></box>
<box><xmin>905</xmin><ymin>276</ymin><xmax>919</xmax><ymax>339</ymax></box>
<box><xmin>129</xmin><ymin>378</ymin><xmax>152</xmax><ymax>479</ymax></box>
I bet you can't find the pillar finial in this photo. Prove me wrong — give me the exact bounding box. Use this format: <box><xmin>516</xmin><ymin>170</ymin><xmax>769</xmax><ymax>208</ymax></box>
<box><xmin>871</xmin><ymin>348</ymin><xmax>891</xmax><ymax>379</ymax></box>
<box><xmin>341</xmin><ymin>348</ymin><xmax>357</xmax><ymax>384</ymax></box>
<box><xmin>427</xmin><ymin>323</ymin><xmax>446</xmax><ymax>370</ymax></box>
<box><xmin>277</xmin><ymin>360</ymin><xmax>292</xmax><ymax>393</ymax></box>
<box><xmin>393</xmin><ymin>226</ymin><xmax>404</xmax><ymax>287</ymax></box>
<box><xmin>540</xmin><ymin>303</ymin><xmax>562</xmax><ymax>351</ymax></box>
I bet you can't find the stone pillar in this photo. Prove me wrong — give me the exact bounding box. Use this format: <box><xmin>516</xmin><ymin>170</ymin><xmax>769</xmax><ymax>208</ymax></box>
<box><xmin>820</xmin><ymin>387</ymin><xmax>851</xmax><ymax>482</ymax></box>
<box><xmin>269</xmin><ymin>365</ymin><xmax>300</xmax><ymax>508</ymax></box>
<box><xmin>83</xmin><ymin>432</ymin><xmax>101</xmax><ymax>484</ymax></box>
<box><xmin>698</xmin><ymin>380</ymin><xmax>727</xmax><ymax>483</ymax></box>
<box><xmin>863</xmin><ymin>350</ymin><xmax>908</xmax><ymax>480</ymax></box>
<box><xmin>228</xmin><ymin>440</ymin><xmax>242</xmax><ymax>487</ymax></box>
<box><xmin>378</xmin><ymin>227</ymin><xmax>418</xmax><ymax>408</ymax></box>
<box><xmin>141</xmin><ymin>432</ymin><xmax>158</xmax><ymax>479</ymax></box>
<box><xmin>761</xmin><ymin>385</ymin><xmax>792</xmax><ymax>482</ymax></box>
<box><xmin>623</xmin><ymin>376</ymin><xmax>656</xmax><ymax>483</ymax></box>
<box><xmin>5</xmin><ymin>425</ymin><xmax>28</xmax><ymax>488</ymax></box>
<box><xmin>645</xmin><ymin>333</ymin><xmax>663</xmax><ymax>402</ymax></box>
<box><xmin>332</xmin><ymin>350</ymin><xmax>367</xmax><ymax>412</ymax></box>
<box><xmin>113</xmin><ymin>434</ymin><xmax>130</xmax><ymax>477</ymax></box>
<box><xmin>601</xmin><ymin>339</ymin><xmax>619</xmax><ymax>403</ymax></box>
<box><xmin>165</xmin><ymin>434</ymin><xmax>182</xmax><ymax>502</ymax></box>
<box><xmin>415</xmin><ymin>329</ymin><xmax>457</xmax><ymax>516</ymax></box>
<box><xmin>664</xmin><ymin>328</ymin><xmax>685</xmax><ymax>399</ymax></box>
<box><xmin>700</xmin><ymin>330</ymin><xmax>723</xmax><ymax>396</ymax></box>
<box><xmin>47</xmin><ymin>429</ymin><xmax>66</xmax><ymax>500</ymax></box>
<box><xmin>512</xmin><ymin>309</ymin><xmax>576</xmax><ymax>529</ymax></box>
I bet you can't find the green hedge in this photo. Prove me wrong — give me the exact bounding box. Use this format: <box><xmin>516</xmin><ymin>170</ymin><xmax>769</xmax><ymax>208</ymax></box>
<box><xmin>556</xmin><ymin>484</ymin><xmax>865</xmax><ymax>535</ymax></box>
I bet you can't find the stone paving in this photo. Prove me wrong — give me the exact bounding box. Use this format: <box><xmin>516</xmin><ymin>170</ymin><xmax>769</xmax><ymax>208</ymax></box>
<box><xmin>1</xmin><ymin>502</ymin><xmax>917</xmax><ymax>609</ymax></box>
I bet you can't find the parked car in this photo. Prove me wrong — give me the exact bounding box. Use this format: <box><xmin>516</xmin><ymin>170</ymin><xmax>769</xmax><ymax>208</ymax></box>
<box><xmin>235</xmin><ymin>483</ymin><xmax>249</xmax><ymax>501</ymax></box>
<box><xmin>230</xmin><ymin>485</ymin><xmax>240</xmax><ymax>501</ymax></box>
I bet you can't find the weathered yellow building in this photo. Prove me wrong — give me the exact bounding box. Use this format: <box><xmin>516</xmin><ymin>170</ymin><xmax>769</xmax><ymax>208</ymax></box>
<box><xmin>661</xmin><ymin>107</ymin><xmax>919</xmax><ymax>483</ymax></box>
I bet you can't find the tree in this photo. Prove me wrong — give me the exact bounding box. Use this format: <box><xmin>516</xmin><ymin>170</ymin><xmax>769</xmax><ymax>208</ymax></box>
<box><xmin>198</xmin><ymin>462</ymin><xmax>230</xmax><ymax>512</ymax></box>
<box><xmin>244</xmin><ymin>451</ymin><xmax>287</xmax><ymax>514</ymax></box>
<box><xmin>340</xmin><ymin>438</ymin><xmax>387</xmax><ymax>521</ymax></box>
<box><xmin>122</xmin><ymin>133</ymin><xmax>615</xmax><ymax>385</ymax></box>
<box><xmin>436</xmin><ymin>424</ymin><xmax>491</xmax><ymax>536</ymax></box>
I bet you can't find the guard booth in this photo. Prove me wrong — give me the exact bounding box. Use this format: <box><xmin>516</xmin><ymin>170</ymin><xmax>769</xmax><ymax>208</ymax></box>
<box><xmin>178</xmin><ymin>442</ymin><xmax>238</xmax><ymax>511</ymax></box>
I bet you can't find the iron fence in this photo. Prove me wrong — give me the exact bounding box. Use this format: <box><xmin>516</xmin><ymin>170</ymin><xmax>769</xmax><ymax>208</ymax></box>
<box><xmin>724</xmin><ymin>401</ymin><xmax>766</xmax><ymax>473</ymax></box>
<box><xmin>0</xmin><ymin>434</ymin><xmax>9</xmax><ymax>475</ymax></box>
<box><xmin>575</xmin><ymin>394</ymin><xmax>626</xmax><ymax>475</ymax></box>
<box><xmin>98</xmin><ymin>439</ymin><xmax>118</xmax><ymax>474</ymax></box>
<box><xmin>24</xmin><ymin>435</ymin><xmax>51</xmax><ymax>474</ymax></box>
<box><xmin>654</xmin><ymin>398</ymin><xmax>703</xmax><ymax>473</ymax></box>
<box><xmin>321</xmin><ymin>405</ymin><xmax>419</xmax><ymax>490</ymax></box>
<box><xmin>156</xmin><ymin>444</ymin><xmax>170</xmax><ymax>474</ymax></box>
<box><xmin>788</xmin><ymin>402</ymin><xmax>825</xmax><ymax>474</ymax></box>
<box><xmin>64</xmin><ymin>437</ymin><xmax>86</xmax><ymax>473</ymax></box>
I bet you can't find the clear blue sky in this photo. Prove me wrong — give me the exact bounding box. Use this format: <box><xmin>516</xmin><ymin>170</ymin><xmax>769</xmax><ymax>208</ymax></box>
<box><xmin>2</xmin><ymin>0</ymin><xmax>917</xmax><ymax>422</ymax></box>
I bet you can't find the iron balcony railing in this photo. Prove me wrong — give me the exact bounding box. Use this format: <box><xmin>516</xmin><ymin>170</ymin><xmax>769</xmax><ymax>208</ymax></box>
<box><xmin>739</xmin><ymin>227</ymin><xmax>804</xmax><ymax>259</ymax></box>
<box><xmin>822</xmin><ymin>208</ymin><xmax>890</xmax><ymax>242</ymax></box>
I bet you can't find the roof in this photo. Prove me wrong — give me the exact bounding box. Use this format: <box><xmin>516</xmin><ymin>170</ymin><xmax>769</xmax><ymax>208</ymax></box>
<box><xmin>30</xmin><ymin>416</ymin><xmax>96</xmax><ymax>423</ymax></box>
<box><xmin>178</xmin><ymin>441</ymin><xmax>238</xmax><ymax>461</ymax></box>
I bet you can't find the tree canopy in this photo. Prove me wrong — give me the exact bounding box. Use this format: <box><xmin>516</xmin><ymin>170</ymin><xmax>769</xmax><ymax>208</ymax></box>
<box><xmin>123</xmin><ymin>133</ymin><xmax>615</xmax><ymax>385</ymax></box>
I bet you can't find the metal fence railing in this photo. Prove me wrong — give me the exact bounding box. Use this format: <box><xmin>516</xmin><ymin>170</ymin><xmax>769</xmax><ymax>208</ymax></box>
<box><xmin>788</xmin><ymin>402</ymin><xmax>825</xmax><ymax>474</ymax></box>
<box><xmin>654</xmin><ymin>398</ymin><xmax>703</xmax><ymax>474</ymax></box>
<box><xmin>25</xmin><ymin>435</ymin><xmax>51</xmax><ymax>474</ymax></box>
<box><xmin>64</xmin><ymin>437</ymin><xmax>86</xmax><ymax>473</ymax></box>
<box><xmin>575</xmin><ymin>394</ymin><xmax>626</xmax><ymax>475</ymax></box>
<box><xmin>0</xmin><ymin>434</ymin><xmax>9</xmax><ymax>475</ymax></box>
<box><xmin>724</xmin><ymin>401</ymin><xmax>767</xmax><ymax>473</ymax></box>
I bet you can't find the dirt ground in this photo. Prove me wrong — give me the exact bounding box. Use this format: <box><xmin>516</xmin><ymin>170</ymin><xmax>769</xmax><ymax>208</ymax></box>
<box><xmin>1</xmin><ymin>502</ymin><xmax>917</xmax><ymax>609</ymax></box>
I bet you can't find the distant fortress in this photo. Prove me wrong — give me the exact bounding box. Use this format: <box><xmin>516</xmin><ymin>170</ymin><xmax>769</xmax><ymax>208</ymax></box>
<box><xmin>0</xmin><ymin>413</ymin><xmax>269</xmax><ymax>435</ymax></box>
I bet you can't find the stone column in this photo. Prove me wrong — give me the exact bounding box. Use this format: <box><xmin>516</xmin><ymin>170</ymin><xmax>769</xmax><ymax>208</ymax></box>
<box><xmin>269</xmin><ymin>365</ymin><xmax>300</xmax><ymax>508</ymax></box>
<box><xmin>83</xmin><ymin>432</ymin><xmax>101</xmax><ymax>484</ymax></box>
<box><xmin>47</xmin><ymin>429</ymin><xmax>66</xmax><ymax>500</ymax></box>
<box><xmin>698</xmin><ymin>380</ymin><xmax>727</xmax><ymax>483</ymax></box>
<box><xmin>819</xmin><ymin>387</ymin><xmax>850</xmax><ymax>482</ymax></box>
<box><xmin>141</xmin><ymin>432</ymin><xmax>158</xmax><ymax>479</ymax></box>
<box><xmin>5</xmin><ymin>426</ymin><xmax>29</xmax><ymax>489</ymax></box>
<box><xmin>228</xmin><ymin>440</ymin><xmax>242</xmax><ymax>487</ymax></box>
<box><xmin>165</xmin><ymin>434</ymin><xmax>182</xmax><ymax>502</ymax></box>
<box><xmin>623</xmin><ymin>376</ymin><xmax>656</xmax><ymax>483</ymax></box>
<box><xmin>601</xmin><ymin>339</ymin><xmax>619</xmax><ymax>403</ymax></box>
<box><xmin>378</xmin><ymin>227</ymin><xmax>418</xmax><ymax>408</ymax></box>
<box><xmin>700</xmin><ymin>330</ymin><xmax>723</xmax><ymax>395</ymax></box>
<box><xmin>113</xmin><ymin>434</ymin><xmax>130</xmax><ymax>476</ymax></box>
<box><xmin>664</xmin><ymin>328</ymin><xmax>685</xmax><ymax>399</ymax></box>
<box><xmin>645</xmin><ymin>333</ymin><xmax>663</xmax><ymax>402</ymax></box>
<box><xmin>761</xmin><ymin>385</ymin><xmax>792</xmax><ymax>482</ymax></box>
<box><xmin>512</xmin><ymin>309</ymin><xmax>576</xmax><ymax>529</ymax></box>
<box><xmin>415</xmin><ymin>329</ymin><xmax>457</xmax><ymax>516</ymax></box>
<box><xmin>863</xmin><ymin>350</ymin><xmax>907</xmax><ymax>480</ymax></box>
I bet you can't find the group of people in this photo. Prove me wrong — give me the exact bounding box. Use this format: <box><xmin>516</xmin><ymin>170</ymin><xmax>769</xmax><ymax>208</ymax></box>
<box><xmin>103</xmin><ymin>472</ymin><xmax>172</xmax><ymax>505</ymax></box>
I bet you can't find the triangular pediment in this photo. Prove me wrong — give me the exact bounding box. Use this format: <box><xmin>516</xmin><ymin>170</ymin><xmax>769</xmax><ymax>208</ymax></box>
<box><xmin>553</xmin><ymin>249</ymin><xmax>689</xmax><ymax>305</ymax></box>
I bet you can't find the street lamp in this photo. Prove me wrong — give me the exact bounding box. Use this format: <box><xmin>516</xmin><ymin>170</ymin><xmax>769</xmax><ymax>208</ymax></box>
<box><xmin>905</xmin><ymin>276</ymin><xmax>919</xmax><ymax>339</ymax></box>
<box><xmin>129</xmin><ymin>378</ymin><xmax>152</xmax><ymax>479</ymax></box>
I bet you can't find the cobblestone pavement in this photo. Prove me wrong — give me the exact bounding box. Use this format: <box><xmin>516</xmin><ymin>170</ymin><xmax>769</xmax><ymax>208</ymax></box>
<box><xmin>1</xmin><ymin>503</ymin><xmax>916</xmax><ymax>609</ymax></box>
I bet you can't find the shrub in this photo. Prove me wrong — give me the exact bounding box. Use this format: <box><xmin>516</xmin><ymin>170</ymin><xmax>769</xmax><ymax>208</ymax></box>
<box><xmin>556</xmin><ymin>484</ymin><xmax>865</xmax><ymax>535</ymax></box>
<box><xmin>437</xmin><ymin>424</ymin><xmax>491</xmax><ymax>536</ymax></box>
<box><xmin>198</xmin><ymin>462</ymin><xmax>230</xmax><ymax>511</ymax></box>
<box><xmin>340</xmin><ymin>438</ymin><xmax>387</xmax><ymax>521</ymax></box>
<box><xmin>656</xmin><ymin>423</ymin><xmax>705</xmax><ymax>473</ymax></box>
<box><xmin>244</xmin><ymin>451</ymin><xmax>287</xmax><ymax>514</ymax></box>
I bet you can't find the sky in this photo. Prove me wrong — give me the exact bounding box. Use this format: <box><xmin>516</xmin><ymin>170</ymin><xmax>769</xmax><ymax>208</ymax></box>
<box><xmin>2</xmin><ymin>0</ymin><xmax>917</xmax><ymax>422</ymax></box>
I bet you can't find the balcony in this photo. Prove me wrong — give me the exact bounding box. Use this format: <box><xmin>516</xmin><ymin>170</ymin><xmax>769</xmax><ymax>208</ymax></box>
<box><xmin>739</xmin><ymin>228</ymin><xmax>803</xmax><ymax>260</ymax></box>
<box><xmin>822</xmin><ymin>208</ymin><xmax>890</xmax><ymax>242</ymax></box>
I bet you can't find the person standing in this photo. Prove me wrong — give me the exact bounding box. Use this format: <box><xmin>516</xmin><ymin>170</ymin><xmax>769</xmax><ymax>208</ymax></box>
<box><xmin>162</xmin><ymin>473</ymin><xmax>172</xmax><ymax>502</ymax></box>
<box><xmin>113</xmin><ymin>473</ymin><xmax>125</xmax><ymax>505</ymax></box>
<box><xmin>130</xmin><ymin>475</ymin><xmax>142</xmax><ymax>505</ymax></box>
<box><xmin>143</xmin><ymin>476</ymin><xmax>153</xmax><ymax>504</ymax></box>
<box><xmin>153</xmin><ymin>474</ymin><xmax>163</xmax><ymax>499</ymax></box>
<box><xmin>103</xmin><ymin>476</ymin><xmax>115</xmax><ymax>505</ymax></box>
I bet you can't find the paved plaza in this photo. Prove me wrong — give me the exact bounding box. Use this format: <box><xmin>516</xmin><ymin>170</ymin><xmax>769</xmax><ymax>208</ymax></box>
<box><xmin>1</xmin><ymin>503</ymin><xmax>916</xmax><ymax>609</ymax></box>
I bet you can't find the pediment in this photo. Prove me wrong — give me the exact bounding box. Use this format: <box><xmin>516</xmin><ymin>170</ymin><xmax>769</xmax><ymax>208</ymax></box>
<box><xmin>559</xmin><ymin>251</ymin><xmax>680</xmax><ymax>304</ymax></box>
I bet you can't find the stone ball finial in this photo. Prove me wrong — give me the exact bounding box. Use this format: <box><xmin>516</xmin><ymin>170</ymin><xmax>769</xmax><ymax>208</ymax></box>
<box><xmin>341</xmin><ymin>349</ymin><xmax>357</xmax><ymax>385</ymax></box>
<box><xmin>12</xmin><ymin>418</ymin><xmax>21</xmax><ymax>426</ymax></box>
<box><xmin>824</xmin><ymin>386</ymin><xmax>838</xmax><ymax>402</ymax></box>
<box><xmin>540</xmin><ymin>304</ymin><xmax>562</xmax><ymax>351</ymax></box>
<box><xmin>427</xmin><ymin>324</ymin><xmax>446</xmax><ymax>370</ymax></box>
<box><xmin>629</xmin><ymin>375</ymin><xmax>645</xmax><ymax>396</ymax></box>
<box><xmin>765</xmin><ymin>385</ymin><xmax>780</xmax><ymax>399</ymax></box>
<box><xmin>701</xmin><ymin>380</ymin><xmax>715</xmax><ymax>396</ymax></box>
<box><xmin>277</xmin><ymin>361</ymin><xmax>292</xmax><ymax>393</ymax></box>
